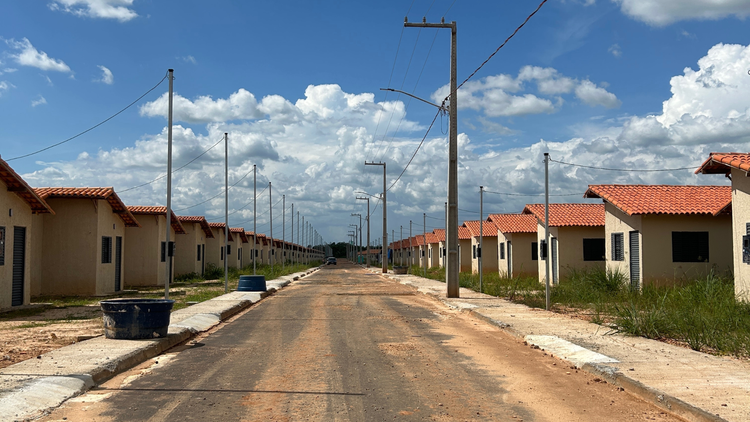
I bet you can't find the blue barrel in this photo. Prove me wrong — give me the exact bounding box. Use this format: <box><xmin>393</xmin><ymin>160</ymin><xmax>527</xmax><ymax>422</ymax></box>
<box><xmin>100</xmin><ymin>298</ymin><xmax>174</xmax><ymax>340</ymax></box>
<box><xmin>237</xmin><ymin>275</ymin><xmax>266</xmax><ymax>292</ymax></box>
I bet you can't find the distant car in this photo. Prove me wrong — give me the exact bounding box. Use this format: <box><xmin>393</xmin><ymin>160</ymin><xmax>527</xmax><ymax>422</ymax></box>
<box><xmin>326</xmin><ymin>257</ymin><xmax>337</xmax><ymax>265</ymax></box>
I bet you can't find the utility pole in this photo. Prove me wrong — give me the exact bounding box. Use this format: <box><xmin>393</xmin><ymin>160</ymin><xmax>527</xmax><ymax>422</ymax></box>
<box><xmin>423</xmin><ymin>212</ymin><xmax>427</xmax><ymax>277</ymax></box>
<box><xmin>365</xmin><ymin>161</ymin><xmax>387</xmax><ymax>273</ymax></box>
<box><xmin>297</xmin><ymin>211</ymin><xmax>300</xmax><ymax>265</ymax></box>
<box><xmin>269</xmin><ymin>182</ymin><xmax>274</xmax><ymax>267</ymax></box>
<box><xmin>405</xmin><ymin>17</ymin><xmax>458</xmax><ymax>298</ymax></box>
<box><xmin>223</xmin><ymin>133</ymin><xmax>229</xmax><ymax>293</ymax></box>
<box><xmin>356</xmin><ymin>196</ymin><xmax>370</xmax><ymax>267</ymax></box>
<box><xmin>302</xmin><ymin>216</ymin><xmax>305</xmax><ymax>263</ymax></box>
<box><xmin>253</xmin><ymin>164</ymin><xmax>257</xmax><ymax>275</ymax></box>
<box><xmin>391</xmin><ymin>229</ymin><xmax>395</xmax><ymax>267</ymax></box>
<box><xmin>544</xmin><ymin>153</ymin><xmax>551</xmax><ymax>311</ymax></box>
<box><xmin>291</xmin><ymin>203</ymin><xmax>294</xmax><ymax>266</ymax></box>
<box><xmin>352</xmin><ymin>213</ymin><xmax>361</xmax><ymax>264</ymax></box>
<box><xmin>400</xmin><ymin>225</ymin><xmax>404</xmax><ymax>266</ymax></box>
<box><xmin>282</xmin><ymin>195</ymin><xmax>285</xmax><ymax>270</ymax></box>
<box><xmin>350</xmin><ymin>224</ymin><xmax>358</xmax><ymax>262</ymax></box>
<box><xmin>479</xmin><ymin>185</ymin><xmax>484</xmax><ymax>294</ymax></box>
<box><xmin>409</xmin><ymin>220</ymin><xmax>413</xmax><ymax>266</ymax></box>
<box><xmin>164</xmin><ymin>68</ymin><xmax>174</xmax><ymax>300</ymax></box>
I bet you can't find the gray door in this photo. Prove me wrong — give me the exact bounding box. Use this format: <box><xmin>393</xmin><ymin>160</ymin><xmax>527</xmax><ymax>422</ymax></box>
<box><xmin>551</xmin><ymin>237</ymin><xmax>558</xmax><ymax>284</ymax></box>
<box><xmin>115</xmin><ymin>236</ymin><xmax>122</xmax><ymax>291</ymax></box>
<box><xmin>12</xmin><ymin>227</ymin><xmax>26</xmax><ymax>306</ymax></box>
<box><xmin>506</xmin><ymin>241</ymin><xmax>512</xmax><ymax>276</ymax></box>
<box><xmin>629</xmin><ymin>231</ymin><xmax>640</xmax><ymax>290</ymax></box>
<box><xmin>201</xmin><ymin>244</ymin><xmax>205</xmax><ymax>276</ymax></box>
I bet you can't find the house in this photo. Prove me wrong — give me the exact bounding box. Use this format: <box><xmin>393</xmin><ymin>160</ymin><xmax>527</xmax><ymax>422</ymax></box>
<box><xmin>458</xmin><ymin>225</ymin><xmax>472</xmax><ymax>272</ymax></box>
<box><xmin>696</xmin><ymin>153</ymin><xmax>750</xmax><ymax>300</ymax></box>
<box><xmin>584</xmin><ymin>185</ymin><xmax>732</xmax><ymax>289</ymax></box>
<box><xmin>488</xmin><ymin>213</ymin><xmax>538</xmax><ymax>278</ymax></box>
<box><xmin>230</xmin><ymin>228</ymin><xmax>247</xmax><ymax>269</ymax></box>
<box><xmin>256</xmin><ymin>233</ymin><xmax>270</xmax><ymax>264</ymax></box>
<box><xmin>175</xmin><ymin>216</ymin><xmax>214</xmax><ymax>278</ymax></box>
<box><xmin>243</xmin><ymin>231</ymin><xmax>256</xmax><ymax>267</ymax></box>
<box><xmin>206</xmin><ymin>222</ymin><xmax>233</xmax><ymax>270</ymax></box>
<box><xmin>522</xmin><ymin>203</ymin><xmax>605</xmax><ymax>284</ymax></box>
<box><xmin>125</xmin><ymin>206</ymin><xmax>187</xmax><ymax>287</ymax></box>
<box><xmin>32</xmin><ymin>187</ymin><xmax>140</xmax><ymax>296</ymax></box>
<box><xmin>433</xmin><ymin>229</ymin><xmax>446</xmax><ymax>268</ymax></box>
<box><xmin>0</xmin><ymin>158</ymin><xmax>54</xmax><ymax>309</ymax></box>
<box><xmin>418</xmin><ymin>232</ymin><xmax>439</xmax><ymax>268</ymax></box>
<box><xmin>464</xmin><ymin>220</ymin><xmax>499</xmax><ymax>275</ymax></box>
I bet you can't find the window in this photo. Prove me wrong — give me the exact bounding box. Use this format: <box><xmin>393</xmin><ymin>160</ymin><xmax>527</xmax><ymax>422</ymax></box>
<box><xmin>102</xmin><ymin>236</ymin><xmax>112</xmax><ymax>264</ymax></box>
<box><xmin>583</xmin><ymin>238</ymin><xmax>606</xmax><ymax>261</ymax></box>
<box><xmin>611</xmin><ymin>233</ymin><xmax>624</xmax><ymax>261</ymax></box>
<box><xmin>532</xmin><ymin>242</ymin><xmax>538</xmax><ymax>261</ymax></box>
<box><xmin>238</xmin><ymin>248</ymin><xmax>242</xmax><ymax>259</ymax></box>
<box><xmin>197</xmin><ymin>245</ymin><xmax>201</xmax><ymax>261</ymax></box>
<box><xmin>220</xmin><ymin>246</ymin><xmax>224</xmax><ymax>261</ymax></box>
<box><xmin>540</xmin><ymin>240</ymin><xmax>548</xmax><ymax>260</ymax></box>
<box><xmin>227</xmin><ymin>244</ymin><xmax>231</xmax><ymax>256</ymax></box>
<box><xmin>255</xmin><ymin>249</ymin><xmax>258</xmax><ymax>257</ymax></box>
<box><xmin>672</xmin><ymin>232</ymin><xmax>709</xmax><ymax>262</ymax></box>
<box><xmin>499</xmin><ymin>242</ymin><xmax>505</xmax><ymax>260</ymax></box>
<box><xmin>161</xmin><ymin>242</ymin><xmax>166</xmax><ymax>262</ymax></box>
<box><xmin>0</xmin><ymin>226</ymin><xmax>5</xmax><ymax>266</ymax></box>
<box><xmin>473</xmin><ymin>244</ymin><xmax>476</xmax><ymax>259</ymax></box>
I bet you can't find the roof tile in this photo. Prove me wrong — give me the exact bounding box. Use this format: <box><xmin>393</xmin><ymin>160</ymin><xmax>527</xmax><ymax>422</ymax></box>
<box><xmin>463</xmin><ymin>220</ymin><xmax>498</xmax><ymax>237</ymax></box>
<box><xmin>0</xmin><ymin>157</ymin><xmax>54</xmax><ymax>215</ymax></box>
<box><xmin>696</xmin><ymin>152</ymin><xmax>750</xmax><ymax>175</ymax></box>
<box><xmin>522</xmin><ymin>203</ymin><xmax>604</xmax><ymax>227</ymax></box>
<box><xmin>584</xmin><ymin>185</ymin><xmax>731</xmax><ymax>216</ymax></box>
<box><xmin>488</xmin><ymin>213</ymin><xmax>537</xmax><ymax>234</ymax></box>
<box><xmin>178</xmin><ymin>215</ymin><xmax>214</xmax><ymax>238</ymax></box>
<box><xmin>35</xmin><ymin>187</ymin><xmax>139</xmax><ymax>227</ymax></box>
<box><xmin>127</xmin><ymin>206</ymin><xmax>186</xmax><ymax>234</ymax></box>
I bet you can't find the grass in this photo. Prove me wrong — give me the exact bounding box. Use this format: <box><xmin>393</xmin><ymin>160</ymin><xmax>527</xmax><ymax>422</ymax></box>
<box><xmin>411</xmin><ymin>265</ymin><xmax>750</xmax><ymax>357</ymax></box>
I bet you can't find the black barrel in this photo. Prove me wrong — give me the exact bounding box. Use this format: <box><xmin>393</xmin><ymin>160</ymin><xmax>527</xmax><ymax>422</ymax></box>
<box><xmin>100</xmin><ymin>298</ymin><xmax>175</xmax><ymax>340</ymax></box>
<box><xmin>237</xmin><ymin>275</ymin><xmax>266</xmax><ymax>292</ymax></box>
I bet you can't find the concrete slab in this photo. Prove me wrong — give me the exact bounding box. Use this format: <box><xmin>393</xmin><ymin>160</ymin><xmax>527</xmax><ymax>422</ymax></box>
<box><xmin>525</xmin><ymin>335</ymin><xmax>619</xmax><ymax>367</ymax></box>
<box><xmin>0</xmin><ymin>375</ymin><xmax>94</xmax><ymax>421</ymax></box>
<box><xmin>170</xmin><ymin>313</ymin><xmax>221</xmax><ymax>333</ymax></box>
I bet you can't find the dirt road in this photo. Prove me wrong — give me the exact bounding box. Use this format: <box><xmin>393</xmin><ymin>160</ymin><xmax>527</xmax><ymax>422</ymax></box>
<box><xmin>43</xmin><ymin>262</ymin><xmax>679</xmax><ymax>421</ymax></box>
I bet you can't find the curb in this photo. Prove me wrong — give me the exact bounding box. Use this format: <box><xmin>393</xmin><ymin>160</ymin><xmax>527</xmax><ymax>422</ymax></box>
<box><xmin>376</xmin><ymin>271</ymin><xmax>729</xmax><ymax>422</ymax></box>
<box><xmin>0</xmin><ymin>267</ymin><xmax>319</xmax><ymax>422</ymax></box>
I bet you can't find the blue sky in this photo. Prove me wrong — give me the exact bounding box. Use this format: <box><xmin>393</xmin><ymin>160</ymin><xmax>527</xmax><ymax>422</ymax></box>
<box><xmin>2</xmin><ymin>0</ymin><xmax>750</xmax><ymax>244</ymax></box>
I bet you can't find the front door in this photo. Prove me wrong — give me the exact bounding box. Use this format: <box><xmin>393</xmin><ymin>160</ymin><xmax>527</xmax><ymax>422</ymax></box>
<box><xmin>507</xmin><ymin>241</ymin><xmax>512</xmax><ymax>276</ymax></box>
<box><xmin>12</xmin><ymin>227</ymin><xmax>26</xmax><ymax>306</ymax></box>
<box><xmin>114</xmin><ymin>236</ymin><xmax>122</xmax><ymax>291</ymax></box>
<box><xmin>629</xmin><ymin>231</ymin><xmax>640</xmax><ymax>290</ymax></box>
<box><xmin>201</xmin><ymin>244</ymin><xmax>205</xmax><ymax>276</ymax></box>
<box><xmin>551</xmin><ymin>237</ymin><xmax>558</xmax><ymax>284</ymax></box>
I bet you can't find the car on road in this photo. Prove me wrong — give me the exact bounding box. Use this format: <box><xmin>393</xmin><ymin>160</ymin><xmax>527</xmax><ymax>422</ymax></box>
<box><xmin>326</xmin><ymin>257</ymin><xmax>337</xmax><ymax>265</ymax></box>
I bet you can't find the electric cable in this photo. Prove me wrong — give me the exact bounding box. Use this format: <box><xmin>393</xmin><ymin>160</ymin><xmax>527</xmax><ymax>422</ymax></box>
<box><xmin>484</xmin><ymin>190</ymin><xmax>581</xmax><ymax>197</ymax></box>
<box><xmin>7</xmin><ymin>71</ymin><xmax>169</xmax><ymax>161</ymax></box>
<box><xmin>549</xmin><ymin>158</ymin><xmax>698</xmax><ymax>172</ymax></box>
<box><xmin>387</xmin><ymin>109</ymin><xmax>441</xmax><ymax>191</ymax></box>
<box><xmin>175</xmin><ymin>165</ymin><xmax>257</xmax><ymax>212</ymax></box>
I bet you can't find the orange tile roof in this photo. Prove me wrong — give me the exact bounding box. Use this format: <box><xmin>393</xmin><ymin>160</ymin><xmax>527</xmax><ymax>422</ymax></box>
<box><xmin>488</xmin><ymin>213</ymin><xmax>537</xmax><ymax>234</ymax></box>
<box><xmin>584</xmin><ymin>185</ymin><xmax>731</xmax><ymax>216</ymax></box>
<box><xmin>522</xmin><ymin>203</ymin><xmax>604</xmax><ymax>227</ymax></box>
<box><xmin>433</xmin><ymin>229</ymin><xmax>446</xmax><ymax>242</ymax></box>
<box><xmin>207</xmin><ymin>222</ymin><xmax>234</xmax><ymax>241</ymax></box>
<box><xmin>178</xmin><ymin>215</ymin><xmax>214</xmax><ymax>238</ymax></box>
<box><xmin>695</xmin><ymin>152</ymin><xmax>750</xmax><ymax>174</ymax></box>
<box><xmin>425</xmin><ymin>232</ymin><xmax>439</xmax><ymax>244</ymax></box>
<box><xmin>230</xmin><ymin>228</ymin><xmax>248</xmax><ymax>243</ymax></box>
<box><xmin>463</xmin><ymin>220</ymin><xmax>498</xmax><ymax>237</ymax></box>
<box><xmin>458</xmin><ymin>226</ymin><xmax>472</xmax><ymax>240</ymax></box>
<box><xmin>0</xmin><ymin>157</ymin><xmax>54</xmax><ymax>215</ymax></box>
<box><xmin>127</xmin><ymin>206</ymin><xmax>186</xmax><ymax>234</ymax></box>
<box><xmin>35</xmin><ymin>187</ymin><xmax>139</xmax><ymax>227</ymax></box>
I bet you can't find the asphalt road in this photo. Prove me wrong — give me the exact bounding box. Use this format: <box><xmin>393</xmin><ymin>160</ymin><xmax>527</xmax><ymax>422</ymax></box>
<box><xmin>44</xmin><ymin>262</ymin><xmax>680</xmax><ymax>421</ymax></box>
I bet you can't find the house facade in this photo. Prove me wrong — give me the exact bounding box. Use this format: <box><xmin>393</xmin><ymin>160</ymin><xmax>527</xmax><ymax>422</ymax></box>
<box><xmin>229</xmin><ymin>228</ymin><xmax>247</xmax><ymax>269</ymax></box>
<box><xmin>488</xmin><ymin>213</ymin><xmax>538</xmax><ymax>278</ymax></box>
<box><xmin>175</xmin><ymin>215</ymin><xmax>213</xmax><ymax>277</ymax></box>
<box><xmin>32</xmin><ymin>187</ymin><xmax>140</xmax><ymax>296</ymax></box>
<box><xmin>584</xmin><ymin>184</ymin><xmax>733</xmax><ymax>289</ymax></box>
<box><xmin>523</xmin><ymin>203</ymin><xmax>605</xmax><ymax>284</ymax></box>
<box><xmin>206</xmin><ymin>223</ymin><xmax>233</xmax><ymax>271</ymax></box>
<box><xmin>433</xmin><ymin>229</ymin><xmax>446</xmax><ymax>268</ymax></box>
<box><xmin>0</xmin><ymin>158</ymin><xmax>54</xmax><ymax>308</ymax></box>
<box><xmin>458</xmin><ymin>226</ymin><xmax>472</xmax><ymax>272</ymax></box>
<box><xmin>696</xmin><ymin>153</ymin><xmax>750</xmax><ymax>300</ymax></box>
<box><xmin>465</xmin><ymin>220</ymin><xmax>499</xmax><ymax>275</ymax></box>
<box><xmin>125</xmin><ymin>206</ymin><xmax>186</xmax><ymax>287</ymax></box>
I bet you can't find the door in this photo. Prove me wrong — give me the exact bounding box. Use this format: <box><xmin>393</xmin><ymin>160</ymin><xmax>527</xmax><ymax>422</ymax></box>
<box><xmin>114</xmin><ymin>236</ymin><xmax>122</xmax><ymax>291</ymax></box>
<box><xmin>551</xmin><ymin>237</ymin><xmax>558</xmax><ymax>284</ymax></box>
<box><xmin>201</xmin><ymin>244</ymin><xmax>205</xmax><ymax>276</ymax></box>
<box><xmin>12</xmin><ymin>227</ymin><xmax>26</xmax><ymax>306</ymax></box>
<box><xmin>629</xmin><ymin>231</ymin><xmax>640</xmax><ymax>290</ymax></box>
<box><xmin>506</xmin><ymin>241</ymin><xmax>512</xmax><ymax>276</ymax></box>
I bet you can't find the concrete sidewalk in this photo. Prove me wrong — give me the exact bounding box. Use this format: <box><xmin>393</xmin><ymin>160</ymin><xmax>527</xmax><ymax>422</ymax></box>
<box><xmin>369</xmin><ymin>268</ymin><xmax>750</xmax><ymax>422</ymax></box>
<box><xmin>0</xmin><ymin>267</ymin><xmax>319</xmax><ymax>422</ymax></box>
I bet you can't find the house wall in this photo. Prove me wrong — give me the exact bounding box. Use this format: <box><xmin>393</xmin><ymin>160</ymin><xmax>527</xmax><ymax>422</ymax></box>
<box><xmin>205</xmin><ymin>228</ymin><xmax>226</xmax><ymax>270</ymax></box>
<box><xmin>471</xmin><ymin>236</ymin><xmax>498</xmax><ymax>274</ymax></box>
<box><xmin>0</xmin><ymin>186</ymin><xmax>33</xmax><ymax>308</ymax></box>
<box><xmin>604</xmin><ymin>205</ymin><xmax>642</xmax><ymax>283</ymax></box>
<box><xmin>498</xmin><ymin>231</ymin><xmax>537</xmax><ymax>278</ymax></box>
<box><xmin>125</xmin><ymin>214</ymin><xmax>175</xmax><ymax>287</ymax></box>
<box><xmin>458</xmin><ymin>239</ymin><xmax>471</xmax><ymax>272</ymax></box>
<box><xmin>641</xmin><ymin>213</ymin><xmax>732</xmax><ymax>285</ymax></box>
<box><xmin>242</xmin><ymin>236</ymin><xmax>254</xmax><ymax>267</ymax></box>
<box><xmin>535</xmin><ymin>223</ymin><xmax>606</xmax><ymax>284</ymax></box>
<box><xmin>174</xmin><ymin>222</ymin><xmax>205</xmax><ymax>277</ymax></box>
<box><xmin>95</xmin><ymin>201</ymin><xmax>126</xmax><ymax>294</ymax></box>
<box><xmin>428</xmin><ymin>243</ymin><xmax>440</xmax><ymax>267</ymax></box>
<box><xmin>731</xmin><ymin>168</ymin><xmax>750</xmax><ymax>301</ymax></box>
<box><xmin>226</xmin><ymin>236</ymin><xmax>242</xmax><ymax>269</ymax></box>
<box><xmin>30</xmin><ymin>214</ymin><xmax>44</xmax><ymax>297</ymax></box>
<box><xmin>438</xmin><ymin>241</ymin><xmax>446</xmax><ymax>267</ymax></box>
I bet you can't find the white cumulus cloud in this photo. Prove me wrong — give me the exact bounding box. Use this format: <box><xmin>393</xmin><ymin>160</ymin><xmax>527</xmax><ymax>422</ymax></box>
<box><xmin>6</xmin><ymin>38</ymin><xmax>71</xmax><ymax>72</ymax></box>
<box><xmin>48</xmin><ymin>0</ymin><xmax>138</xmax><ymax>22</ymax></box>
<box><xmin>31</xmin><ymin>95</ymin><xmax>47</xmax><ymax>107</ymax></box>
<box><xmin>575</xmin><ymin>80</ymin><xmax>622</xmax><ymax>108</ymax></box>
<box><xmin>95</xmin><ymin>65</ymin><xmax>114</xmax><ymax>84</ymax></box>
<box><xmin>613</xmin><ymin>0</ymin><xmax>750</xmax><ymax>26</ymax></box>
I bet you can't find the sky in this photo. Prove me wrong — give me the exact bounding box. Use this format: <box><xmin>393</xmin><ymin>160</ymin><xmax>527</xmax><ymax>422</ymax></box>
<box><xmin>1</xmin><ymin>0</ymin><xmax>750</xmax><ymax>246</ymax></box>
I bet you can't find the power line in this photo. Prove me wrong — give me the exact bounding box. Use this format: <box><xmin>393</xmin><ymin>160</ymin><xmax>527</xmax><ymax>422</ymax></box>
<box><xmin>484</xmin><ymin>189</ymin><xmax>581</xmax><ymax>197</ymax></box>
<box><xmin>119</xmin><ymin>136</ymin><xmax>225</xmax><ymax>193</ymax></box>
<box><xmin>7</xmin><ymin>71</ymin><xmax>169</xmax><ymax>161</ymax></box>
<box><xmin>442</xmin><ymin>0</ymin><xmax>457</xmax><ymax>17</ymax></box>
<box><xmin>175</xmin><ymin>165</ymin><xmax>257</xmax><ymax>212</ymax></box>
<box><xmin>550</xmin><ymin>158</ymin><xmax>698</xmax><ymax>172</ymax></box>
<box><xmin>387</xmin><ymin>109</ymin><xmax>441</xmax><ymax>191</ymax></box>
